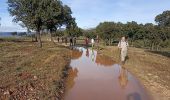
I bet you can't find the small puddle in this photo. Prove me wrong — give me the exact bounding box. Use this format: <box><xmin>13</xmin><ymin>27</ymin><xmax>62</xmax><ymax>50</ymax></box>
<box><xmin>64</xmin><ymin>47</ymin><xmax>152</xmax><ymax>100</ymax></box>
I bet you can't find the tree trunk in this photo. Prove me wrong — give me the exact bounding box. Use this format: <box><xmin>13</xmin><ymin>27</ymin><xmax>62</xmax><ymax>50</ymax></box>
<box><xmin>156</xmin><ymin>45</ymin><xmax>159</xmax><ymax>51</ymax></box>
<box><xmin>49</xmin><ymin>29</ymin><xmax>55</xmax><ymax>44</ymax></box>
<box><xmin>35</xmin><ymin>35</ymin><xmax>38</xmax><ymax>42</ymax></box>
<box><xmin>151</xmin><ymin>42</ymin><xmax>154</xmax><ymax>51</ymax></box>
<box><xmin>34</xmin><ymin>34</ymin><xmax>38</xmax><ymax>42</ymax></box>
<box><xmin>156</xmin><ymin>43</ymin><xmax>161</xmax><ymax>51</ymax></box>
<box><xmin>37</xmin><ymin>31</ymin><xmax>42</xmax><ymax>47</ymax></box>
<box><xmin>32</xmin><ymin>34</ymin><xmax>34</xmax><ymax>42</ymax></box>
<box><xmin>105</xmin><ymin>39</ymin><xmax>107</xmax><ymax>46</ymax></box>
<box><xmin>143</xmin><ymin>38</ymin><xmax>146</xmax><ymax>47</ymax></box>
<box><xmin>109</xmin><ymin>38</ymin><xmax>111</xmax><ymax>46</ymax></box>
<box><xmin>131</xmin><ymin>39</ymin><xmax>133</xmax><ymax>47</ymax></box>
<box><xmin>110</xmin><ymin>38</ymin><xmax>112</xmax><ymax>46</ymax></box>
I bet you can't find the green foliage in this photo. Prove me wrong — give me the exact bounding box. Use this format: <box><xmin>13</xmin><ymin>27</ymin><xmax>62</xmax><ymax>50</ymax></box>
<box><xmin>155</xmin><ymin>10</ymin><xmax>170</xmax><ymax>27</ymax></box>
<box><xmin>84</xmin><ymin>17</ymin><xmax>170</xmax><ymax>49</ymax></box>
<box><xmin>84</xmin><ymin>32</ymin><xmax>96</xmax><ymax>39</ymax></box>
<box><xmin>95</xmin><ymin>22</ymin><xmax>124</xmax><ymax>45</ymax></box>
<box><xmin>81</xmin><ymin>10</ymin><xmax>170</xmax><ymax>49</ymax></box>
<box><xmin>54</xmin><ymin>30</ymin><xmax>64</xmax><ymax>37</ymax></box>
<box><xmin>83</xmin><ymin>28</ymin><xmax>96</xmax><ymax>38</ymax></box>
<box><xmin>66</xmin><ymin>26</ymin><xmax>83</xmax><ymax>37</ymax></box>
<box><xmin>7</xmin><ymin>0</ymin><xmax>75</xmax><ymax>47</ymax></box>
<box><xmin>125</xmin><ymin>21</ymin><xmax>140</xmax><ymax>40</ymax></box>
<box><xmin>96</xmin><ymin>22</ymin><xmax>120</xmax><ymax>40</ymax></box>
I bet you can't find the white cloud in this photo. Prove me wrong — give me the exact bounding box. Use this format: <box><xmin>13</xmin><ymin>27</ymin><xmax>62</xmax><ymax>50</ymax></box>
<box><xmin>1</xmin><ymin>0</ymin><xmax>170</xmax><ymax>30</ymax></box>
<box><xmin>0</xmin><ymin>26</ymin><xmax>26</xmax><ymax>32</ymax></box>
<box><xmin>62</xmin><ymin>0</ymin><xmax>170</xmax><ymax>28</ymax></box>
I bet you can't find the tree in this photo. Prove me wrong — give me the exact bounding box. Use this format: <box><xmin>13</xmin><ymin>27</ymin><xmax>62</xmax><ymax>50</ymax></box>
<box><xmin>124</xmin><ymin>21</ymin><xmax>140</xmax><ymax>45</ymax></box>
<box><xmin>96</xmin><ymin>22</ymin><xmax>123</xmax><ymax>45</ymax></box>
<box><xmin>154</xmin><ymin>10</ymin><xmax>170</xmax><ymax>49</ymax></box>
<box><xmin>66</xmin><ymin>26</ymin><xmax>83</xmax><ymax>37</ymax></box>
<box><xmin>83</xmin><ymin>28</ymin><xmax>96</xmax><ymax>39</ymax></box>
<box><xmin>42</xmin><ymin>0</ymin><xmax>63</xmax><ymax>43</ymax></box>
<box><xmin>155</xmin><ymin>10</ymin><xmax>170</xmax><ymax>43</ymax></box>
<box><xmin>65</xmin><ymin>18</ymin><xmax>79</xmax><ymax>37</ymax></box>
<box><xmin>8</xmin><ymin>0</ymin><xmax>44</xmax><ymax>47</ymax></box>
<box><xmin>143</xmin><ymin>23</ymin><xmax>161</xmax><ymax>50</ymax></box>
<box><xmin>155</xmin><ymin>10</ymin><xmax>170</xmax><ymax>27</ymax></box>
<box><xmin>8</xmin><ymin>0</ymin><xmax>74</xmax><ymax>47</ymax></box>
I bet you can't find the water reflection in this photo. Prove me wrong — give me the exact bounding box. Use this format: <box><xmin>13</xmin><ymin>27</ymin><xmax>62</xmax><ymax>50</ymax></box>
<box><xmin>86</xmin><ymin>48</ymin><xmax>89</xmax><ymax>58</ymax></box>
<box><xmin>118</xmin><ymin>66</ymin><xmax>128</xmax><ymax>89</ymax></box>
<box><xmin>95</xmin><ymin>53</ymin><xmax>115</xmax><ymax>66</ymax></box>
<box><xmin>65</xmin><ymin>47</ymin><xmax>152</xmax><ymax>100</ymax></box>
<box><xmin>71</xmin><ymin>48</ymin><xmax>83</xmax><ymax>60</ymax></box>
<box><xmin>91</xmin><ymin>48</ymin><xmax>95</xmax><ymax>62</ymax></box>
<box><xmin>127</xmin><ymin>93</ymin><xmax>141</xmax><ymax>100</ymax></box>
<box><xmin>65</xmin><ymin>67</ymin><xmax>78</xmax><ymax>90</ymax></box>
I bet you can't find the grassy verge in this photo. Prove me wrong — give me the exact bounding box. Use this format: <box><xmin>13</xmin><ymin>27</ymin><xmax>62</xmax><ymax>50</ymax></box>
<box><xmin>0</xmin><ymin>41</ymin><xmax>71</xmax><ymax>100</ymax></box>
<box><xmin>98</xmin><ymin>45</ymin><xmax>170</xmax><ymax>100</ymax></box>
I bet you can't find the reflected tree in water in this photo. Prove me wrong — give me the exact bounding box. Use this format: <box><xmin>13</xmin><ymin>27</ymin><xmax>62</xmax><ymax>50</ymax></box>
<box><xmin>65</xmin><ymin>67</ymin><xmax>78</xmax><ymax>90</ymax></box>
<box><xmin>95</xmin><ymin>53</ymin><xmax>115</xmax><ymax>66</ymax></box>
<box><xmin>71</xmin><ymin>48</ymin><xmax>83</xmax><ymax>60</ymax></box>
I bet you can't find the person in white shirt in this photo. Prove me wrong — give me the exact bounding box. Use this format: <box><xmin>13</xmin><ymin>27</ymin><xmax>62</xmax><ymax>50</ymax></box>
<box><xmin>118</xmin><ymin>37</ymin><xmax>129</xmax><ymax>64</ymax></box>
<box><xmin>91</xmin><ymin>38</ymin><xmax>95</xmax><ymax>48</ymax></box>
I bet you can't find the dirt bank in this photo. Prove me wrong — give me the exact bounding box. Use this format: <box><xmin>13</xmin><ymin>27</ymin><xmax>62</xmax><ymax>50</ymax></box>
<box><xmin>0</xmin><ymin>41</ymin><xmax>71</xmax><ymax>100</ymax></box>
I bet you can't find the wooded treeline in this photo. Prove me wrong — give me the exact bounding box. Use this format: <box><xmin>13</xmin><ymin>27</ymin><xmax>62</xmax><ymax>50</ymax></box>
<box><xmin>7</xmin><ymin>0</ymin><xmax>170</xmax><ymax>50</ymax></box>
<box><xmin>83</xmin><ymin>11</ymin><xmax>170</xmax><ymax>51</ymax></box>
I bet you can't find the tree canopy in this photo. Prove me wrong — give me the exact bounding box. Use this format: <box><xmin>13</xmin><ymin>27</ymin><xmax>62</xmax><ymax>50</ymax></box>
<box><xmin>8</xmin><ymin>0</ymin><xmax>75</xmax><ymax>47</ymax></box>
<box><xmin>155</xmin><ymin>10</ymin><xmax>170</xmax><ymax>27</ymax></box>
<box><xmin>82</xmin><ymin>10</ymin><xmax>170</xmax><ymax>50</ymax></box>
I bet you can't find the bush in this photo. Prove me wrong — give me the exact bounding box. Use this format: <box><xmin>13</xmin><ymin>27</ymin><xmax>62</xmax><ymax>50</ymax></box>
<box><xmin>160</xmin><ymin>40</ymin><xmax>170</xmax><ymax>48</ymax></box>
<box><xmin>133</xmin><ymin>40</ymin><xmax>145</xmax><ymax>48</ymax></box>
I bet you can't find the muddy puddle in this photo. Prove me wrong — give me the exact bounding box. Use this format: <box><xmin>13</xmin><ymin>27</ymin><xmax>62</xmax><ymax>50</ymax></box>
<box><xmin>64</xmin><ymin>47</ymin><xmax>152</xmax><ymax>100</ymax></box>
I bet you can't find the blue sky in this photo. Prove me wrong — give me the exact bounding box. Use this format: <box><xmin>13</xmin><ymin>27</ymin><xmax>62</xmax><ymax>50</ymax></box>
<box><xmin>0</xmin><ymin>0</ymin><xmax>170</xmax><ymax>32</ymax></box>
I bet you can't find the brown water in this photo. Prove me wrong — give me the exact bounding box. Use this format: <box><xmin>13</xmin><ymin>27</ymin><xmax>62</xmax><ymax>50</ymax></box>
<box><xmin>64</xmin><ymin>47</ymin><xmax>152</xmax><ymax>100</ymax></box>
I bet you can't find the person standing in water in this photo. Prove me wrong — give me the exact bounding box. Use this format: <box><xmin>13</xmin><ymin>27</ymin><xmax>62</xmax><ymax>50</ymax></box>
<box><xmin>85</xmin><ymin>37</ymin><xmax>89</xmax><ymax>47</ymax></box>
<box><xmin>96</xmin><ymin>35</ymin><xmax>99</xmax><ymax>49</ymax></box>
<box><xmin>118</xmin><ymin>37</ymin><xmax>129</xmax><ymax>64</ymax></box>
<box><xmin>65</xmin><ymin>37</ymin><xmax>68</xmax><ymax>45</ymax></box>
<box><xmin>57</xmin><ymin>37</ymin><xmax>60</xmax><ymax>43</ymax></box>
<box><xmin>73</xmin><ymin>37</ymin><xmax>77</xmax><ymax>46</ymax></box>
<box><xmin>91</xmin><ymin>38</ymin><xmax>95</xmax><ymax>48</ymax></box>
<box><xmin>70</xmin><ymin>37</ymin><xmax>73</xmax><ymax>46</ymax></box>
